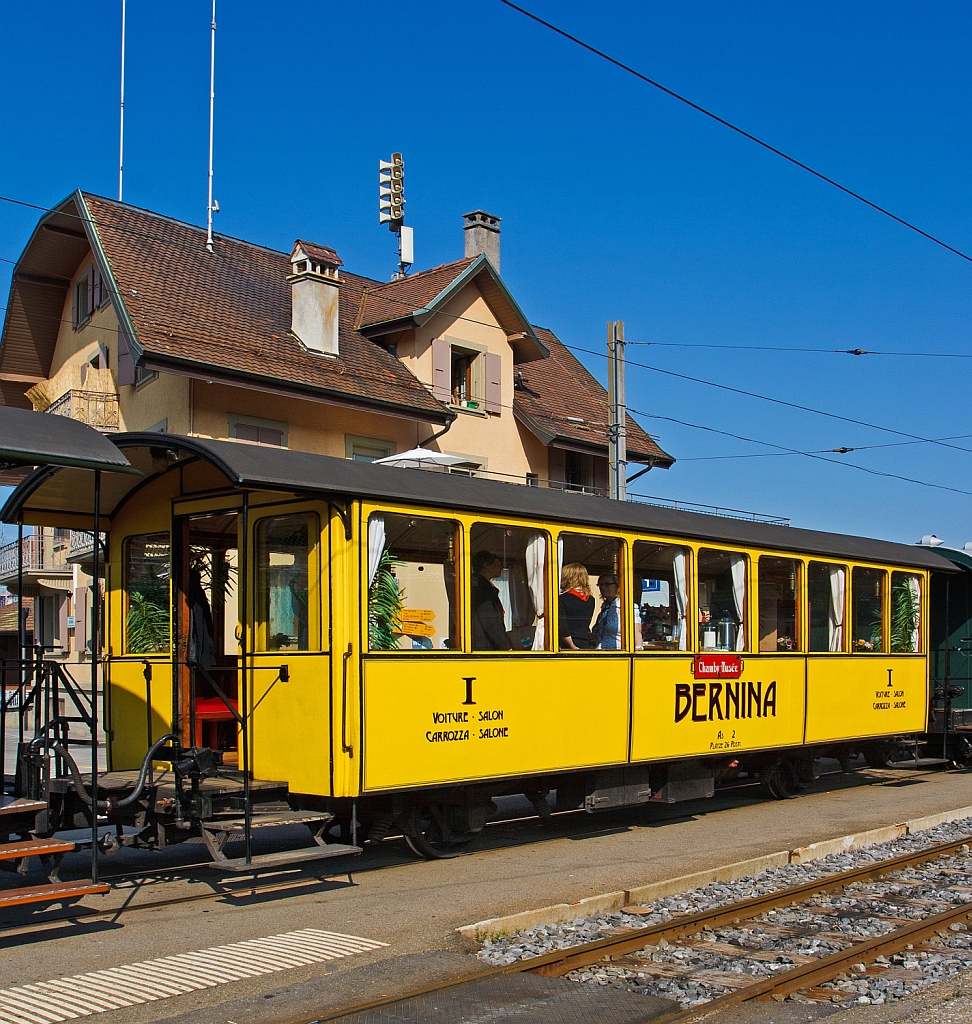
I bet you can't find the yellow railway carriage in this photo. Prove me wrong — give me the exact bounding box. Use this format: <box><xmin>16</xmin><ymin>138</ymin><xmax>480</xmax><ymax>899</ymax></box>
<box><xmin>4</xmin><ymin>433</ymin><xmax>955</xmax><ymax>859</ymax></box>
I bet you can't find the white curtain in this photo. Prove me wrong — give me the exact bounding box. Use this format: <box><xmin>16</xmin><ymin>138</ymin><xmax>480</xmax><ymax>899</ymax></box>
<box><xmin>527</xmin><ymin>533</ymin><xmax>546</xmax><ymax>651</ymax></box>
<box><xmin>730</xmin><ymin>554</ymin><xmax>746</xmax><ymax>651</ymax></box>
<box><xmin>367</xmin><ymin>515</ymin><xmax>385</xmax><ymax>589</ymax></box>
<box><xmin>907</xmin><ymin>576</ymin><xmax>921</xmax><ymax>652</ymax></box>
<box><xmin>828</xmin><ymin>566</ymin><xmax>845</xmax><ymax>652</ymax></box>
<box><xmin>495</xmin><ymin>572</ymin><xmax>513</xmax><ymax>631</ymax></box>
<box><xmin>673</xmin><ymin>549</ymin><xmax>688</xmax><ymax>651</ymax></box>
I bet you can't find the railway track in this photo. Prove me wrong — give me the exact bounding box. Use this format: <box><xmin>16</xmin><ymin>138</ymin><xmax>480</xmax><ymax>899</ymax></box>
<box><xmin>307</xmin><ymin>834</ymin><xmax>972</xmax><ymax>1023</ymax></box>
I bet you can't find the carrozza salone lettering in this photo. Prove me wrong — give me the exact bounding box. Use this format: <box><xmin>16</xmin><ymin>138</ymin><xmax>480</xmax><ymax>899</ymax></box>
<box><xmin>675</xmin><ymin>680</ymin><xmax>777</xmax><ymax>723</ymax></box>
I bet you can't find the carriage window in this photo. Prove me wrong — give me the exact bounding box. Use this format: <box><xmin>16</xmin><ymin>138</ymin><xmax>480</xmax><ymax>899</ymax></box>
<box><xmin>808</xmin><ymin>562</ymin><xmax>846</xmax><ymax>652</ymax></box>
<box><xmin>255</xmin><ymin>513</ymin><xmax>317</xmax><ymax>651</ymax></box>
<box><xmin>698</xmin><ymin>549</ymin><xmax>748</xmax><ymax>651</ymax></box>
<box><xmin>632</xmin><ymin>541</ymin><xmax>689</xmax><ymax>651</ymax></box>
<box><xmin>368</xmin><ymin>513</ymin><xmax>459</xmax><ymax>650</ymax></box>
<box><xmin>470</xmin><ymin>524</ymin><xmax>548</xmax><ymax>651</ymax></box>
<box><xmin>125</xmin><ymin>533</ymin><xmax>171</xmax><ymax>654</ymax></box>
<box><xmin>852</xmin><ymin>567</ymin><xmax>885</xmax><ymax>652</ymax></box>
<box><xmin>558</xmin><ymin>533</ymin><xmax>624</xmax><ymax>651</ymax></box>
<box><xmin>758</xmin><ymin>556</ymin><xmax>801</xmax><ymax>652</ymax></box>
<box><xmin>891</xmin><ymin>572</ymin><xmax>921</xmax><ymax>653</ymax></box>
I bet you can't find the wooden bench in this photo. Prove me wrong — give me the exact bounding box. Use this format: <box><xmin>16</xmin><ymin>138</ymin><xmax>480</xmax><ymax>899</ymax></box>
<box><xmin>0</xmin><ymin>881</ymin><xmax>110</xmax><ymax>909</ymax></box>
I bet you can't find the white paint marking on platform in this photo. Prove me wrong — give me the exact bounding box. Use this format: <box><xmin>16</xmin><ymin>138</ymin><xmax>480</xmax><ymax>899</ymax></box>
<box><xmin>0</xmin><ymin>928</ymin><xmax>387</xmax><ymax>1023</ymax></box>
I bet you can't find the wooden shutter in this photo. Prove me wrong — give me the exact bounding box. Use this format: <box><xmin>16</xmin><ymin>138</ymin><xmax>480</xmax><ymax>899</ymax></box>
<box><xmin>86</xmin><ymin>273</ymin><xmax>94</xmax><ymax>321</ymax></box>
<box><xmin>431</xmin><ymin>338</ymin><xmax>450</xmax><ymax>402</ymax></box>
<box><xmin>71</xmin><ymin>282</ymin><xmax>78</xmax><ymax>329</ymax></box>
<box><xmin>74</xmin><ymin>587</ymin><xmax>87</xmax><ymax>654</ymax></box>
<box><xmin>485</xmin><ymin>352</ymin><xmax>502</xmax><ymax>414</ymax></box>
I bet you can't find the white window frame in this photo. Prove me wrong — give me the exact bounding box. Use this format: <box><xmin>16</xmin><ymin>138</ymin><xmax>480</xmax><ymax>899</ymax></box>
<box><xmin>228</xmin><ymin>413</ymin><xmax>289</xmax><ymax>448</ymax></box>
<box><xmin>345</xmin><ymin>435</ymin><xmax>397</xmax><ymax>462</ymax></box>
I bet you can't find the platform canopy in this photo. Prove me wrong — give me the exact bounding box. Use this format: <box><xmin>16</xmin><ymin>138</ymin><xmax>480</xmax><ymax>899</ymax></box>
<box><xmin>0</xmin><ymin>407</ymin><xmax>136</xmax><ymax>473</ymax></box>
<box><xmin>0</xmin><ymin>431</ymin><xmax>960</xmax><ymax>572</ymax></box>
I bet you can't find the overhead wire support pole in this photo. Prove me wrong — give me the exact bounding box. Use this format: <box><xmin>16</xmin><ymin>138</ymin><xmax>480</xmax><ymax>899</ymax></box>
<box><xmin>205</xmin><ymin>0</ymin><xmax>217</xmax><ymax>253</ymax></box>
<box><xmin>118</xmin><ymin>0</ymin><xmax>126</xmax><ymax>202</ymax></box>
<box><xmin>607</xmin><ymin>321</ymin><xmax>627</xmax><ymax>500</ymax></box>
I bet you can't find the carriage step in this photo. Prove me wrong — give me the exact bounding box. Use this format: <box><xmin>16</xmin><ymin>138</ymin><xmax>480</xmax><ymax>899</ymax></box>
<box><xmin>0</xmin><ymin>839</ymin><xmax>75</xmax><ymax>862</ymax></box>
<box><xmin>209</xmin><ymin>843</ymin><xmax>361</xmax><ymax>873</ymax></box>
<box><xmin>0</xmin><ymin>881</ymin><xmax>109</xmax><ymax>909</ymax></box>
<box><xmin>0</xmin><ymin>799</ymin><xmax>46</xmax><ymax>819</ymax></box>
<box><xmin>202</xmin><ymin>811</ymin><xmax>333</xmax><ymax>833</ymax></box>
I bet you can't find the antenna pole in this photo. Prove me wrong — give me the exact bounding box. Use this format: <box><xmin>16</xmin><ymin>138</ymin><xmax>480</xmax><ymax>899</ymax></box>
<box><xmin>118</xmin><ymin>0</ymin><xmax>126</xmax><ymax>201</ymax></box>
<box><xmin>206</xmin><ymin>0</ymin><xmax>216</xmax><ymax>252</ymax></box>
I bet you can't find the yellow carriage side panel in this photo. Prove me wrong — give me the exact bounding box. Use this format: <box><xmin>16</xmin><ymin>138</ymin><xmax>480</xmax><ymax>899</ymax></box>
<box><xmin>631</xmin><ymin>657</ymin><xmax>806</xmax><ymax>761</ymax></box>
<box><xmin>362</xmin><ymin>657</ymin><xmax>629</xmax><ymax>791</ymax></box>
<box><xmin>805</xmin><ymin>657</ymin><xmax>927</xmax><ymax>742</ymax></box>
<box><xmin>107</xmin><ymin>658</ymin><xmax>173</xmax><ymax>770</ymax></box>
<box><xmin>249</xmin><ymin>653</ymin><xmax>331</xmax><ymax>796</ymax></box>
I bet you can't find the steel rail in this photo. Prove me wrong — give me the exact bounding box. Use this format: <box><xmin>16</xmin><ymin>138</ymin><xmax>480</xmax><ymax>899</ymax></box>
<box><xmin>527</xmin><ymin>834</ymin><xmax>972</xmax><ymax>977</ymax></box>
<box><xmin>297</xmin><ymin>834</ymin><xmax>971</xmax><ymax>1024</ymax></box>
<box><xmin>651</xmin><ymin>901</ymin><xmax>972</xmax><ymax>1024</ymax></box>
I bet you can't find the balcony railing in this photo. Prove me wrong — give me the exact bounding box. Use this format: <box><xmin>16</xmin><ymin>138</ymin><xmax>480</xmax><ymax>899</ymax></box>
<box><xmin>46</xmin><ymin>390</ymin><xmax>120</xmax><ymax>431</ymax></box>
<box><xmin>0</xmin><ymin>535</ymin><xmax>69</xmax><ymax>580</ymax></box>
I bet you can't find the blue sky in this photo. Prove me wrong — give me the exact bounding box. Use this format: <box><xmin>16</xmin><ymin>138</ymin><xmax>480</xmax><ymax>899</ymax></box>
<box><xmin>1</xmin><ymin>1</ymin><xmax>970</xmax><ymax>545</ymax></box>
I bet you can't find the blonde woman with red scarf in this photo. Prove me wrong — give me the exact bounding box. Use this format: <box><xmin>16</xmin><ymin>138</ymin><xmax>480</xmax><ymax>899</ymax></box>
<box><xmin>559</xmin><ymin>563</ymin><xmax>596</xmax><ymax>650</ymax></box>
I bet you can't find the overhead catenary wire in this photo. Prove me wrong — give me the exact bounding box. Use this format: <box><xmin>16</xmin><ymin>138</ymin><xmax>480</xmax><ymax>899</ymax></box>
<box><xmin>629</xmin><ymin>408</ymin><xmax>972</xmax><ymax>498</ymax></box>
<box><xmin>569</xmin><ymin>343</ymin><xmax>972</xmax><ymax>456</ymax></box>
<box><xmin>676</xmin><ymin>433</ymin><xmax>972</xmax><ymax>461</ymax></box>
<box><xmin>625</xmin><ymin>340</ymin><xmax>972</xmax><ymax>359</ymax></box>
<box><xmin>496</xmin><ymin>0</ymin><xmax>972</xmax><ymax>264</ymax></box>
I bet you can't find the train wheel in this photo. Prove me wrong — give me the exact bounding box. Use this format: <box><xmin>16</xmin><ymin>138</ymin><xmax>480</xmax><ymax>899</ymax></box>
<box><xmin>863</xmin><ymin>741</ymin><xmax>896</xmax><ymax>769</ymax></box>
<box><xmin>403</xmin><ymin>804</ymin><xmax>479</xmax><ymax>859</ymax></box>
<box><xmin>761</xmin><ymin>760</ymin><xmax>799</xmax><ymax>800</ymax></box>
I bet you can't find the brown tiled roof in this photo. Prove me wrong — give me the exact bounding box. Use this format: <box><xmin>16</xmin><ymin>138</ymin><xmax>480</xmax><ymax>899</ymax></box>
<box><xmin>355</xmin><ymin>258</ymin><xmax>479</xmax><ymax>328</ymax></box>
<box><xmin>514</xmin><ymin>328</ymin><xmax>674</xmax><ymax>467</ymax></box>
<box><xmin>0</xmin><ymin>598</ymin><xmax>33</xmax><ymax>634</ymax></box>
<box><xmin>83</xmin><ymin>195</ymin><xmax>447</xmax><ymax>421</ymax></box>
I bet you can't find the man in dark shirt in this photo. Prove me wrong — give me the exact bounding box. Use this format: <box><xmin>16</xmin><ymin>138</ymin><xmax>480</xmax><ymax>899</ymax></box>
<box><xmin>471</xmin><ymin>550</ymin><xmax>513</xmax><ymax>650</ymax></box>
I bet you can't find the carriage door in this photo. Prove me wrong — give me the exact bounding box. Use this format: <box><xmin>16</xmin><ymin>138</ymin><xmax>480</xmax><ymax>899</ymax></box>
<box><xmin>247</xmin><ymin>505</ymin><xmax>330</xmax><ymax>795</ymax></box>
<box><xmin>173</xmin><ymin>510</ymin><xmax>242</xmax><ymax>761</ymax></box>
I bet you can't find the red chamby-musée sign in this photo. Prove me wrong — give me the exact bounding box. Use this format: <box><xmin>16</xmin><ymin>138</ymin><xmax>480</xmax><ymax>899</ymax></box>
<box><xmin>693</xmin><ymin>654</ymin><xmax>742</xmax><ymax>679</ymax></box>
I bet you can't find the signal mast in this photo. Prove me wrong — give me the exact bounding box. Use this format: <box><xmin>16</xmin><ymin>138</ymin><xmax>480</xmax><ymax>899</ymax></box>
<box><xmin>379</xmin><ymin>153</ymin><xmax>413</xmax><ymax>279</ymax></box>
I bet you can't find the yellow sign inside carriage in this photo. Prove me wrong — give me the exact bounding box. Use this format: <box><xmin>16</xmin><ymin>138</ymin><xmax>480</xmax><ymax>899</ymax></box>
<box><xmin>361</xmin><ymin>657</ymin><xmax>630</xmax><ymax>791</ymax></box>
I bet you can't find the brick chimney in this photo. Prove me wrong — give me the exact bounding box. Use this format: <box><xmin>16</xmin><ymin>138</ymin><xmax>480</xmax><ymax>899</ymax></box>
<box><xmin>288</xmin><ymin>240</ymin><xmax>343</xmax><ymax>356</ymax></box>
<box><xmin>463</xmin><ymin>211</ymin><xmax>501</xmax><ymax>272</ymax></box>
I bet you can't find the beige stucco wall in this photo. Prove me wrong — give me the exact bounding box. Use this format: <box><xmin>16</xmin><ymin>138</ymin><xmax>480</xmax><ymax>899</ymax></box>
<box><xmin>120</xmin><ymin>371</ymin><xmax>191</xmax><ymax>434</ymax></box>
<box><xmin>396</xmin><ymin>280</ymin><xmax>548</xmax><ymax>482</ymax></box>
<box><xmin>188</xmin><ymin>380</ymin><xmax>425</xmax><ymax>456</ymax></box>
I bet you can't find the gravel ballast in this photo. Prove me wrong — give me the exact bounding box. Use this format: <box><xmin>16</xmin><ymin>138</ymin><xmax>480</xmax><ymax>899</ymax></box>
<box><xmin>476</xmin><ymin>817</ymin><xmax>972</xmax><ymax>1009</ymax></box>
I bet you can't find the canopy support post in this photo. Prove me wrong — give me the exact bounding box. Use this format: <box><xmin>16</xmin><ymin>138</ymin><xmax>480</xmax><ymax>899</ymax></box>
<box><xmin>241</xmin><ymin>491</ymin><xmax>251</xmax><ymax>866</ymax></box>
<box><xmin>16</xmin><ymin>518</ymin><xmax>24</xmax><ymax>756</ymax></box>
<box><xmin>90</xmin><ymin>470</ymin><xmax>101</xmax><ymax>883</ymax></box>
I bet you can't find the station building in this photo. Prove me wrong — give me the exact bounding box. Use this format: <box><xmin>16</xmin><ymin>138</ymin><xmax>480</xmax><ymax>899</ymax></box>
<box><xmin>0</xmin><ymin>190</ymin><xmax>674</xmax><ymax>667</ymax></box>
